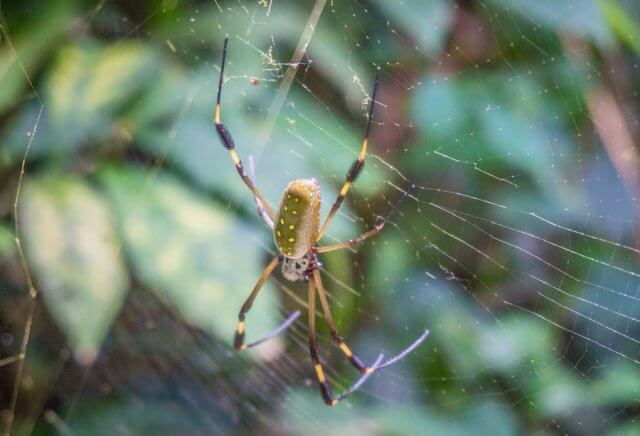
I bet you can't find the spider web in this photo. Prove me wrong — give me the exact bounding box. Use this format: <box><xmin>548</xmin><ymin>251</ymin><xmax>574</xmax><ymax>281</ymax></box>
<box><xmin>1</xmin><ymin>0</ymin><xmax>640</xmax><ymax>434</ymax></box>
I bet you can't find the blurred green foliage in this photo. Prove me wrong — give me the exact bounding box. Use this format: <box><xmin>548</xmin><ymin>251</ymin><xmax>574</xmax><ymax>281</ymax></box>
<box><xmin>1</xmin><ymin>0</ymin><xmax>640</xmax><ymax>434</ymax></box>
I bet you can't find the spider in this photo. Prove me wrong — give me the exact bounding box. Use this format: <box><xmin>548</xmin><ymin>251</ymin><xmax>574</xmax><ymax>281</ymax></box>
<box><xmin>213</xmin><ymin>37</ymin><xmax>429</xmax><ymax>406</ymax></box>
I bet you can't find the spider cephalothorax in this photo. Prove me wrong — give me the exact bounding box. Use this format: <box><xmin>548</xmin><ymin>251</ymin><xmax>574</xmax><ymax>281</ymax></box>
<box><xmin>281</xmin><ymin>253</ymin><xmax>311</xmax><ymax>282</ymax></box>
<box><xmin>213</xmin><ymin>37</ymin><xmax>428</xmax><ymax>406</ymax></box>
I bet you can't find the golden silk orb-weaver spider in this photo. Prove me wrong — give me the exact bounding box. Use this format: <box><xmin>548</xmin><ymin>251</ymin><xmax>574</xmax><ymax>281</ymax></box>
<box><xmin>213</xmin><ymin>37</ymin><xmax>429</xmax><ymax>406</ymax></box>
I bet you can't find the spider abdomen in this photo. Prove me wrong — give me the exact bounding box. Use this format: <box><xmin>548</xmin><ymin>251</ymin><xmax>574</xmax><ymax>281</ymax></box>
<box><xmin>274</xmin><ymin>179</ymin><xmax>321</xmax><ymax>258</ymax></box>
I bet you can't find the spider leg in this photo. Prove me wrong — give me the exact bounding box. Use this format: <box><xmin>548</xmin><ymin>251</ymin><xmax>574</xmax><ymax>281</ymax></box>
<box><xmin>214</xmin><ymin>37</ymin><xmax>277</xmax><ymax>221</ymax></box>
<box><xmin>248</xmin><ymin>155</ymin><xmax>274</xmax><ymax>229</ymax></box>
<box><xmin>313</xmin><ymin>269</ymin><xmax>429</xmax><ymax>374</ymax></box>
<box><xmin>316</xmin><ymin>68</ymin><xmax>381</xmax><ymax>242</ymax></box>
<box><xmin>307</xmin><ymin>277</ymin><xmax>384</xmax><ymax>406</ymax></box>
<box><xmin>313</xmin><ymin>269</ymin><xmax>375</xmax><ymax>373</ymax></box>
<box><xmin>316</xmin><ymin>184</ymin><xmax>415</xmax><ymax>254</ymax></box>
<box><xmin>234</xmin><ymin>255</ymin><xmax>300</xmax><ymax>350</ymax></box>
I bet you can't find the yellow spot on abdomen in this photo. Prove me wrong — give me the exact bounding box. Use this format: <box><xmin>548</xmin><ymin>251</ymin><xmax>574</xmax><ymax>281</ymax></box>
<box><xmin>288</xmin><ymin>237</ymin><xmax>295</xmax><ymax>243</ymax></box>
<box><xmin>288</xmin><ymin>225</ymin><xmax>295</xmax><ymax>230</ymax></box>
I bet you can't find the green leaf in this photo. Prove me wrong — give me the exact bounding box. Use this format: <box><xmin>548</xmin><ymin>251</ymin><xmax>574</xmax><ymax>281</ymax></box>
<box><xmin>1</xmin><ymin>41</ymin><xmax>157</xmax><ymax>168</ymax></box>
<box><xmin>525</xmin><ymin>362</ymin><xmax>585</xmax><ymax>417</ymax></box>
<box><xmin>371</xmin><ymin>0</ymin><xmax>453</xmax><ymax>55</ymax></box>
<box><xmin>68</xmin><ymin>398</ymin><xmax>225</xmax><ymax>436</ymax></box>
<box><xmin>417</xmin><ymin>281</ymin><xmax>489</xmax><ymax>376</ymax></box>
<box><xmin>478</xmin><ymin>314</ymin><xmax>556</xmax><ymax>371</ymax></box>
<box><xmin>488</xmin><ymin>0</ymin><xmax>614</xmax><ymax>47</ymax></box>
<box><xmin>410</xmin><ymin>71</ymin><xmax>581</xmax><ymax>206</ymax></box>
<box><xmin>587</xmin><ymin>362</ymin><xmax>640</xmax><ymax>406</ymax></box>
<box><xmin>607</xmin><ymin>422</ymin><xmax>640</xmax><ymax>436</ymax></box>
<box><xmin>20</xmin><ymin>175</ymin><xmax>129</xmax><ymax>364</ymax></box>
<box><xmin>597</xmin><ymin>0</ymin><xmax>640</xmax><ymax>56</ymax></box>
<box><xmin>369</xmin><ymin>232</ymin><xmax>413</xmax><ymax>295</ymax></box>
<box><xmin>0</xmin><ymin>223</ymin><xmax>14</xmax><ymax>258</ymax></box>
<box><xmin>45</xmin><ymin>42</ymin><xmax>157</xmax><ymax>146</ymax></box>
<box><xmin>0</xmin><ymin>0</ymin><xmax>75</xmax><ymax>113</ymax></box>
<box><xmin>98</xmin><ymin>165</ymin><xmax>282</xmax><ymax>357</ymax></box>
<box><xmin>281</xmin><ymin>391</ymin><xmax>518</xmax><ymax>436</ymax></box>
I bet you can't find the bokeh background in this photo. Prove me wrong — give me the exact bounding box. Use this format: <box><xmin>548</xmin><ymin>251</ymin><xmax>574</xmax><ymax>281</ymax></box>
<box><xmin>1</xmin><ymin>0</ymin><xmax>640</xmax><ymax>434</ymax></box>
